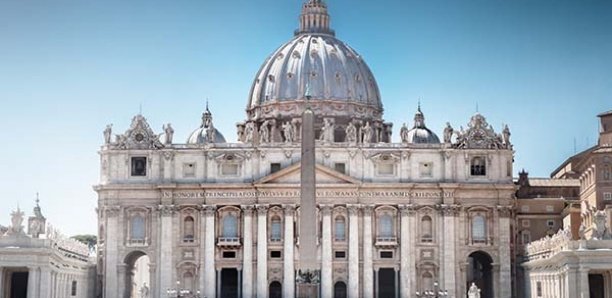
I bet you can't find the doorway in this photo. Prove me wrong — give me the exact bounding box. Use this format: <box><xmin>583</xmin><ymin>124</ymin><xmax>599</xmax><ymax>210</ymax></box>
<box><xmin>10</xmin><ymin>271</ymin><xmax>28</xmax><ymax>298</ymax></box>
<box><xmin>378</xmin><ymin>268</ymin><xmax>396</xmax><ymax>298</ymax></box>
<box><xmin>269</xmin><ymin>281</ymin><xmax>282</xmax><ymax>298</ymax></box>
<box><xmin>221</xmin><ymin>268</ymin><xmax>239</xmax><ymax>298</ymax></box>
<box><xmin>467</xmin><ymin>251</ymin><xmax>493</xmax><ymax>298</ymax></box>
<box><xmin>589</xmin><ymin>274</ymin><xmax>604</xmax><ymax>298</ymax></box>
<box><xmin>333</xmin><ymin>281</ymin><xmax>347</xmax><ymax>298</ymax></box>
<box><xmin>124</xmin><ymin>251</ymin><xmax>150</xmax><ymax>298</ymax></box>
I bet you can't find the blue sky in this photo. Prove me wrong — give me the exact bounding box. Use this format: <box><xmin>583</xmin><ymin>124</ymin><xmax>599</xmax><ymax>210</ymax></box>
<box><xmin>0</xmin><ymin>0</ymin><xmax>610</xmax><ymax>235</ymax></box>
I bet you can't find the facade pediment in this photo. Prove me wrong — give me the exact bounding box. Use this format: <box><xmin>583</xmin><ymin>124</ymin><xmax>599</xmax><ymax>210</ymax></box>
<box><xmin>255</xmin><ymin>162</ymin><xmax>361</xmax><ymax>185</ymax></box>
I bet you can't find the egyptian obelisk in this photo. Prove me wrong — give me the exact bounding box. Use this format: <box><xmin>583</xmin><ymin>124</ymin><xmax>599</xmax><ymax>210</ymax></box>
<box><xmin>296</xmin><ymin>85</ymin><xmax>320</xmax><ymax>297</ymax></box>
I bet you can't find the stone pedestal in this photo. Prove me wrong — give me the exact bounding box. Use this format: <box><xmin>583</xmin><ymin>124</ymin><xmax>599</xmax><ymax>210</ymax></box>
<box><xmin>296</xmin><ymin>283</ymin><xmax>319</xmax><ymax>298</ymax></box>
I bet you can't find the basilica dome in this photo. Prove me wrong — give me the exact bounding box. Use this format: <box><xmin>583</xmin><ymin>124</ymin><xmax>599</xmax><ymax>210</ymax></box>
<box><xmin>401</xmin><ymin>106</ymin><xmax>440</xmax><ymax>144</ymax></box>
<box><xmin>246</xmin><ymin>0</ymin><xmax>382</xmax><ymax>123</ymax></box>
<box><xmin>187</xmin><ymin>106</ymin><xmax>226</xmax><ymax>144</ymax></box>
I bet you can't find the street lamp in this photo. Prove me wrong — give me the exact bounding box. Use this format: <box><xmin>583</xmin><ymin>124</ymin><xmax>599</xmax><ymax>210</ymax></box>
<box><xmin>415</xmin><ymin>281</ymin><xmax>449</xmax><ymax>297</ymax></box>
<box><xmin>165</xmin><ymin>280</ymin><xmax>201</xmax><ymax>298</ymax></box>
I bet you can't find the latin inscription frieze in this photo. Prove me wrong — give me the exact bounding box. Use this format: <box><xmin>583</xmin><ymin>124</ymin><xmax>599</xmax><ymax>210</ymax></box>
<box><xmin>163</xmin><ymin>190</ymin><xmax>452</xmax><ymax>199</ymax></box>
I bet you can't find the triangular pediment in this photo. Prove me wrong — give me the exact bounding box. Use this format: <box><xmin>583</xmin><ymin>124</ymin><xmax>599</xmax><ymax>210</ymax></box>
<box><xmin>255</xmin><ymin>162</ymin><xmax>361</xmax><ymax>185</ymax></box>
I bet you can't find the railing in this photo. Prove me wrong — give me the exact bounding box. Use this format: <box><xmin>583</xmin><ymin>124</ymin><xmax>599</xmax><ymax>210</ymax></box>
<box><xmin>127</xmin><ymin>238</ymin><xmax>147</xmax><ymax>246</ymax></box>
<box><xmin>525</xmin><ymin>228</ymin><xmax>572</xmax><ymax>261</ymax></box>
<box><xmin>375</xmin><ymin>236</ymin><xmax>398</xmax><ymax>247</ymax></box>
<box><xmin>217</xmin><ymin>237</ymin><xmax>241</xmax><ymax>247</ymax></box>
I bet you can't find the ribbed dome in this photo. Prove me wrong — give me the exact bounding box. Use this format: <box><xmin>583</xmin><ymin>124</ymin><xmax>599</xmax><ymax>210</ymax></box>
<box><xmin>401</xmin><ymin>106</ymin><xmax>440</xmax><ymax>144</ymax></box>
<box><xmin>246</xmin><ymin>0</ymin><xmax>382</xmax><ymax>122</ymax></box>
<box><xmin>187</xmin><ymin>105</ymin><xmax>226</xmax><ymax>144</ymax></box>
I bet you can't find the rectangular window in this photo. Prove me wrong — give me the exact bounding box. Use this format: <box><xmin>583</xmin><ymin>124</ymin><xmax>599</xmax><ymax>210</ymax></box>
<box><xmin>270</xmin><ymin>163</ymin><xmax>281</xmax><ymax>174</ymax></box>
<box><xmin>377</xmin><ymin>163</ymin><xmax>395</xmax><ymax>175</ymax></box>
<box><xmin>334</xmin><ymin>163</ymin><xmax>346</xmax><ymax>174</ymax></box>
<box><xmin>221</xmin><ymin>164</ymin><xmax>239</xmax><ymax>176</ymax></box>
<box><xmin>270</xmin><ymin>250</ymin><xmax>282</xmax><ymax>258</ymax></box>
<box><xmin>547</xmin><ymin>220</ymin><xmax>555</xmax><ymax>228</ymax></box>
<box><xmin>522</xmin><ymin>232</ymin><xmax>531</xmax><ymax>244</ymax></box>
<box><xmin>380</xmin><ymin>251</ymin><xmax>393</xmax><ymax>259</ymax></box>
<box><xmin>71</xmin><ymin>280</ymin><xmax>77</xmax><ymax>296</ymax></box>
<box><xmin>604</xmin><ymin>192</ymin><xmax>612</xmax><ymax>201</ymax></box>
<box><xmin>536</xmin><ymin>281</ymin><xmax>542</xmax><ymax>297</ymax></box>
<box><xmin>419</xmin><ymin>162</ymin><xmax>433</xmax><ymax>177</ymax></box>
<box><xmin>222</xmin><ymin>251</ymin><xmax>236</xmax><ymax>258</ymax></box>
<box><xmin>131</xmin><ymin>157</ymin><xmax>147</xmax><ymax>176</ymax></box>
<box><xmin>335</xmin><ymin>251</ymin><xmax>346</xmax><ymax>259</ymax></box>
<box><xmin>183</xmin><ymin>163</ymin><xmax>196</xmax><ymax>177</ymax></box>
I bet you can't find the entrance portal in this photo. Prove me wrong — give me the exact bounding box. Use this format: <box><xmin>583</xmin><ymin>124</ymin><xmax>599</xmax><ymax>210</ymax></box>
<box><xmin>378</xmin><ymin>268</ymin><xmax>396</xmax><ymax>298</ymax></box>
<box><xmin>124</xmin><ymin>251</ymin><xmax>150</xmax><ymax>298</ymax></box>
<box><xmin>589</xmin><ymin>274</ymin><xmax>604</xmax><ymax>298</ymax></box>
<box><xmin>10</xmin><ymin>271</ymin><xmax>28</xmax><ymax>298</ymax></box>
<box><xmin>333</xmin><ymin>281</ymin><xmax>347</xmax><ymax>298</ymax></box>
<box><xmin>220</xmin><ymin>268</ymin><xmax>239</xmax><ymax>298</ymax></box>
<box><xmin>269</xmin><ymin>281</ymin><xmax>282</xmax><ymax>298</ymax></box>
<box><xmin>467</xmin><ymin>251</ymin><xmax>493</xmax><ymax>298</ymax></box>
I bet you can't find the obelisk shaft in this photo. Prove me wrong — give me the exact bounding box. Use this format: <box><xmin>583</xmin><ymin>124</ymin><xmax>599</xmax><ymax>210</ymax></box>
<box><xmin>300</xmin><ymin>107</ymin><xmax>317</xmax><ymax>270</ymax></box>
<box><xmin>297</xmin><ymin>107</ymin><xmax>319</xmax><ymax>298</ymax></box>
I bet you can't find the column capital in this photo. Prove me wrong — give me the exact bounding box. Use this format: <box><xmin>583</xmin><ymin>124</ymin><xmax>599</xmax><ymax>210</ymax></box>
<box><xmin>347</xmin><ymin>204</ymin><xmax>361</xmax><ymax>215</ymax></box>
<box><xmin>319</xmin><ymin>204</ymin><xmax>333</xmax><ymax>215</ymax></box>
<box><xmin>241</xmin><ymin>204</ymin><xmax>255</xmax><ymax>214</ymax></box>
<box><xmin>104</xmin><ymin>205</ymin><xmax>121</xmax><ymax>217</ymax></box>
<box><xmin>438</xmin><ymin>203</ymin><xmax>461</xmax><ymax>216</ymax></box>
<box><xmin>256</xmin><ymin>204</ymin><xmax>269</xmax><ymax>215</ymax></box>
<box><xmin>362</xmin><ymin>204</ymin><xmax>375</xmax><ymax>215</ymax></box>
<box><xmin>496</xmin><ymin>205</ymin><xmax>513</xmax><ymax>218</ymax></box>
<box><xmin>282</xmin><ymin>204</ymin><xmax>296</xmax><ymax>213</ymax></box>
<box><xmin>398</xmin><ymin>204</ymin><xmax>416</xmax><ymax>215</ymax></box>
<box><xmin>158</xmin><ymin>204</ymin><xmax>176</xmax><ymax>216</ymax></box>
<box><xmin>201</xmin><ymin>204</ymin><xmax>217</xmax><ymax>216</ymax></box>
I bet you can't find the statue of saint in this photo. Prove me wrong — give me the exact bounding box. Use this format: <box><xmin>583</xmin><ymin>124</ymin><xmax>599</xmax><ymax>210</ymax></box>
<box><xmin>345</xmin><ymin>122</ymin><xmax>357</xmax><ymax>143</ymax></box>
<box><xmin>259</xmin><ymin>120</ymin><xmax>270</xmax><ymax>143</ymax></box>
<box><xmin>443</xmin><ymin>122</ymin><xmax>454</xmax><ymax>144</ymax></box>
<box><xmin>400</xmin><ymin>123</ymin><xmax>409</xmax><ymax>143</ymax></box>
<box><xmin>362</xmin><ymin>122</ymin><xmax>373</xmax><ymax>144</ymax></box>
<box><xmin>9</xmin><ymin>207</ymin><xmax>25</xmax><ymax>235</ymax></box>
<box><xmin>206</xmin><ymin>123</ymin><xmax>216</xmax><ymax>143</ymax></box>
<box><xmin>140</xmin><ymin>282</ymin><xmax>150</xmax><ymax>298</ymax></box>
<box><xmin>282</xmin><ymin>121</ymin><xmax>294</xmax><ymax>143</ymax></box>
<box><xmin>468</xmin><ymin>282</ymin><xmax>481</xmax><ymax>298</ymax></box>
<box><xmin>103</xmin><ymin>124</ymin><xmax>112</xmax><ymax>144</ymax></box>
<box><xmin>163</xmin><ymin>124</ymin><xmax>174</xmax><ymax>144</ymax></box>
<box><xmin>319</xmin><ymin>118</ymin><xmax>335</xmax><ymax>142</ymax></box>
<box><xmin>244</xmin><ymin>122</ymin><xmax>254</xmax><ymax>143</ymax></box>
<box><xmin>502</xmin><ymin>124</ymin><xmax>511</xmax><ymax>146</ymax></box>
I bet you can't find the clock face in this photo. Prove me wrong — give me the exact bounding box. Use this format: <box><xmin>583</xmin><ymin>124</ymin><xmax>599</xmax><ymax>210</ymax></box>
<box><xmin>135</xmin><ymin>133</ymin><xmax>145</xmax><ymax>142</ymax></box>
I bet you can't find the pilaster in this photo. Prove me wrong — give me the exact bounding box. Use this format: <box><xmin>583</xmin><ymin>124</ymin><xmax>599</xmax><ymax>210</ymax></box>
<box><xmin>441</xmin><ymin>204</ymin><xmax>459</xmax><ymax>295</ymax></box>
<box><xmin>363</xmin><ymin>204</ymin><xmax>374</xmax><ymax>298</ymax></box>
<box><xmin>158</xmin><ymin>204</ymin><xmax>175</xmax><ymax>295</ymax></box>
<box><xmin>242</xmin><ymin>205</ymin><xmax>255</xmax><ymax>298</ymax></box>
<box><xmin>283</xmin><ymin>204</ymin><xmax>296</xmax><ymax>298</ymax></box>
<box><xmin>256</xmin><ymin>204</ymin><xmax>269</xmax><ymax>298</ymax></box>
<box><xmin>203</xmin><ymin>204</ymin><xmax>217</xmax><ymax>298</ymax></box>
<box><xmin>320</xmin><ymin>204</ymin><xmax>333</xmax><ymax>298</ymax></box>
<box><xmin>497</xmin><ymin>205</ymin><xmax>512</xmax><ymax>298</ymax></box>
<box><xmin>103</xmin><ymin>205</ymin><xmax>120</xmax><ymax>298</ymax></box>
<box><xmin>398</xmin><ymin>204</ymin><xmax>415</xmax><ymax>298</ymax></box>
<box><xmin>347</xmin><ymin>204</ymin><xmax>360</xmax><ymax>298</ymax></box>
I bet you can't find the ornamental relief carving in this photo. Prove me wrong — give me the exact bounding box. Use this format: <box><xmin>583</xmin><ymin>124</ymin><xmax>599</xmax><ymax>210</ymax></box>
<box><xmin>158</xmin><ymin>204</ymin><xmax>176</xmax><ymax>216</ymax></box>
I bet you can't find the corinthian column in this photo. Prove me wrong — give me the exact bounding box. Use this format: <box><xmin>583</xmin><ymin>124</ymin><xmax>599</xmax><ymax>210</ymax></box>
<box><xmin>242</xmin><ymin>205</ymin><xmax>255</xmax><ymax>298</ymax></box>
<box><xmin>441</xmin><ymin>204</ymin><xmax>458</xmax><ymax>294</ymax></box>
<box><xmin>283</xmin><ymin>204</ymin><xmax>296</xmax><ymax>298</ymax></box>
<box><xmin>256</xmin><ymin>204</ymin><xmax>269</xmax><ymax>298</ymax></box>
<box><xmin>363</xmin><ymin>205</ymin><xmax>374</xmax><ymax>298</ymax></box>
<box><xmin>347</xmin><ymin>204</ymin><xmax>360</xmax><ymax>298</ymax></box>
<box><xmin>103</xmin><ymin>206</ymin><xmax>120</xmax><ymax>298</ymax></box>
<box><xmin>203</xmin><ymin>205</ymin><xmax>217</xmax><ymax>298</ymax></box>
<box><xmin>399</xmin><ymin>204</ymin><xmax>413</xmax><ymax>297</ymax></box>
<box><xmin>497</xmin><ymin>205</ymin><xmax>512</xmax><ymax>298</ymax></box>
<box><xmin>159</xmin><ymin>204</ymin><xmax>175</xmax><ymax>294</ymax></box>
<box><xmin>320</xmin><ymin>204</ymin><xmax>333</xmax><ymax>298</ymax></box>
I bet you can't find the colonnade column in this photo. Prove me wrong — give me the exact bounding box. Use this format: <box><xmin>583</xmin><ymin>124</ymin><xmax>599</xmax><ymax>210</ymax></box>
<box><xmin>39</xmin><ymin>267</ymin><xmax>51</xmax><ymax>298</ymax></box>
<box><xmin>399</xmin><ymin>204</ymin><xmax>412</xmax><ymax>297</ymax></box>
<box><xmin>363</xmin><ymin>205</ymin><xmax>374</xmax><ymax>298</ymax></box>
<box><xmin>0</xmin><ymin>267</ymin><xmax>4</xmax><ymax>298</ymax></box>
<box><xmin>203</xmin><ymin>205</ymin><xmax>217</xmax><ymax>298</ymax></box>
<box><xmin>283</xmin><ymin>204</ymin><xmax>296</xmax><ymax>298</ymax></box>
<box><xmin>159</xmin><ymin>204</ymin><xmax>175</xmax><ymax>294</ymax></box>
<box><xmin>256</xmin><ymin>204</ymin><xmax>269</xmax><ymax>298</ymax></box>
<box><xmin>347</xmin><ymin>204</ymin><xmax>360</xmax><ymax>298</ymax></box>
<box><xmin>242</xmin><ymin>205</ymin><xmax>254</xmax><ymax>298</ymax></box>
<box><xmin>320</xmin><ymin>204</ymin><xmax>333</xmax><ymax>298</ymax></box>
<box><xmin>103</xmin><ymin>206</ymin><xmax>120</xmax><ymax>298</ymax></box>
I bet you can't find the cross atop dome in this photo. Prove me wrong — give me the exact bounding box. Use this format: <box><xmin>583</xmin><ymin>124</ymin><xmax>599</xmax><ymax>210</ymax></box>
<box><xmin>295</xmin><ymin>0</ymin><xmax>335</xmax><ymax>36</ymax></box>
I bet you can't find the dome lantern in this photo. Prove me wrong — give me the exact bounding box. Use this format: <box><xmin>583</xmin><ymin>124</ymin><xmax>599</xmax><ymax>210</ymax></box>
<box><xmin>295</xmin><ymin>0</ymin><xmax>334</xmax><ymax>36</ymax></box>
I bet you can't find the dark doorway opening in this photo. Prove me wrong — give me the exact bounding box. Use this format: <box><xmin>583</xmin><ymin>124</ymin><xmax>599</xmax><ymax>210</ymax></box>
<box><xmin>467</xmin><ymin>251</ymin><xmax>493</xmax><ymax>298</ymax></box>
<box><xmin>221</xmin><ymin>268</ymin><xmax>239</xmax><ymax>298</ymax></box>
<box><xmin>10</xmin><ymin>272</ymin><xmax>28</xmax><ymax>298</ymax></box>
<box><xmin>269</xmin><ymin>281</ymin><xmax>282</xmax><ymax>298</ymax></box>
<box><xmin>589</xmin><ymin>274</ymin><xmax>604</xmax><ymax>298</ymax></box>
<box><xmin>378</xmin><ymin>268</ymin><xmax>396</xmax><ymax>298</ymax></box>
<box><xmin>334</xmin><ymin>281</ymin><xmax>347</xmax><ymax>298</ymax></box>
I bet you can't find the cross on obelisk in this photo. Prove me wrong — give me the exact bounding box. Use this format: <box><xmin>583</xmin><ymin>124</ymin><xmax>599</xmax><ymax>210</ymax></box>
<box><xmin>296</xmin><ymin>84</ymin><xmax>320</xmax><ymax>297</ymax></box>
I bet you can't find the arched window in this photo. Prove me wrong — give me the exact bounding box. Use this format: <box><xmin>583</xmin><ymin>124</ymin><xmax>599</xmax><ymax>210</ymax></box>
<box><xmin>470</xmin><ymin>157</ymin><xmax>486</xmax><ymax>176</ymax></box>
<box><xmin>472</xmin><ymin>215</ymin><xmax>486</xmax><ymax>242</ymax></box>
<box><xmin>421</xmin><ymin>216</ymin><xmax>433</xmax><ymax>242</ymax></box>
<box><xmin>334</xmin><ymin>281</ymin><xmax>347</xmax><ymax>298</ymax></box>
<box><xmin>223</xmin><ymin>214</ymin><xmax>238</xmax><ymax>238</ymax></box>
<box><xmin>183</xmin><ymin>216</ymin><xmax>195</xmax><ymax>242</ymax></box>
<box><xmin>379</xmin><ymin>214</ymin><xmax>394</xmax><ymax>239</ymax></box>
<box><xmin>131</xmin><ymin>215</ymin><xmax>145</xmax><ymax>240</ymax></box>
<box><xmin>603</xmin><ymin>165</ymin><xmax>611</xmax><ymax>180</ymax></box>
<box><xmin>270</xmin><ymin>216</ymin><xmax>282</xmax><ymax>242</ymax></box>
<box><xmin>335</xmin><ymin>216</ymin><xmax>346</xmax><ymax>241</ymax></box>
